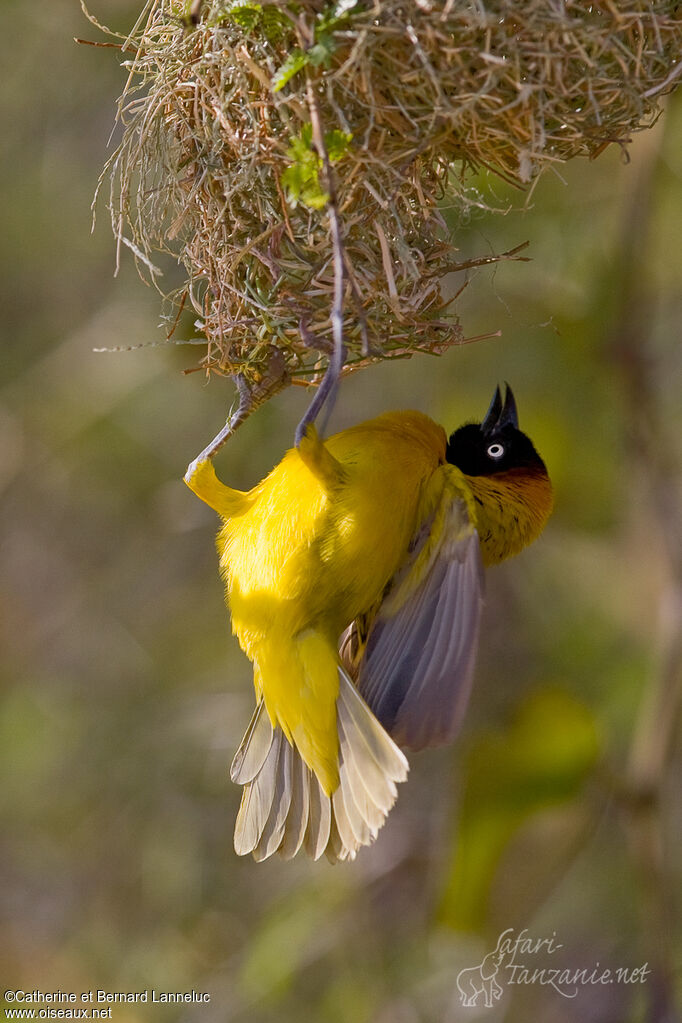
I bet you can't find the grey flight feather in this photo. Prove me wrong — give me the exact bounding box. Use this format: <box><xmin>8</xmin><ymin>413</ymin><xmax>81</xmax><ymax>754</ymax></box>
<box><xmin>355</xmin><ymin>501</ymin><xmax>485</xmax><ymax>751</ymax></box>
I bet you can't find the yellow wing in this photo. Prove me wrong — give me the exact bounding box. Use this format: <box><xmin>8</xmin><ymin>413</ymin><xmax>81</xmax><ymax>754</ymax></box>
<box><xmin>342</xmin><ymin>465</ymin><xmax>485</xmax><ymax>751</ymax></box>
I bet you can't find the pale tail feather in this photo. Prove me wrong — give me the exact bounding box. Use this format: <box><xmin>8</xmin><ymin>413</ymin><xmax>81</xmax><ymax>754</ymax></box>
<box><xmin>278</xmin><ymin>752</ymin><xmax>310</xmax><ymax>859</ymax></box>
<box><xmin>230</xmin><ymin>702</ymin><xmax>272</xmax><ymax>784</ymax></box>
<box><xmin>231</xmin><ymin>668</ymin><xmax>409</xmax><ymax>862</ymax></box>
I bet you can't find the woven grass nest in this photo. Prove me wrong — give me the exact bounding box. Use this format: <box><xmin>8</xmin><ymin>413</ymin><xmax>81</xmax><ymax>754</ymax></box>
<box><xmin>93</xmin><ymin>0</ymin><xmax>682</xmax><ymax>422</ymax></box>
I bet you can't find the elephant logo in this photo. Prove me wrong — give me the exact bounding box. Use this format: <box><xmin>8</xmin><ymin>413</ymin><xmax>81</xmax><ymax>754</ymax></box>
<box><xmin>456</xmin><ymin>944</ymin><xmax>506</xmax><ymax>1008</ymax></box>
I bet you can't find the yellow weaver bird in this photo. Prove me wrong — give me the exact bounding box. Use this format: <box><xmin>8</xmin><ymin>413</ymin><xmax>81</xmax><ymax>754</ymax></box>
<box><xmin>185</xmin><ymin>385</ymin><xmax>553</xmax><ymax>862</ymax></box>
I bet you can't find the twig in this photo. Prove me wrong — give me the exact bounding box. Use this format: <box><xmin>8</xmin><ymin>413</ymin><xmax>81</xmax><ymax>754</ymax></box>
<box><xmin>642</xmin><ymin>61</ymin><xmax>682</xmax><ymax>99</ymax></box>
<box><xmin>74</xmin><ymin>38</ymin><xmax>139</xmax><ymax>53</ymax></box>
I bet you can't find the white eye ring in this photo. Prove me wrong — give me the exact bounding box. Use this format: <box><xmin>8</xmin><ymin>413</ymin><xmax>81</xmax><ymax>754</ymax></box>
<box><xmin>487</xmin><ymin>442</ymin><xmax>505</xmax><ymax>459</ymax></box>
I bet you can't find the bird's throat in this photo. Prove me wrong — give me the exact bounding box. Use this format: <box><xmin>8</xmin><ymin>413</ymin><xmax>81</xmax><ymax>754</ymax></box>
<box><xmin>465</xmin><ymin>468</ymin><xmax>554</xmax><ymax>566</ymax></box>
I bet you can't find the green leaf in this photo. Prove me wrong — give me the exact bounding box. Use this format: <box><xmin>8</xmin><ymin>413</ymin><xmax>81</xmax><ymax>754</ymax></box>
<box><xmin>281</xmin><ymin>124</ymin><xmax>327</xmax><ymax>209</ymax></box>
<box><xmin>271</xmin><ymin>1</ymin><xmax>359</xmax><ymax>86</ymax></box>
<box><xmin>272</xmin><ymin>49</ymin><xmax>308</xmax><ymax>93</ymax></box>
<box><xmin>281</xmin><ymin>124</ymin><xmax>352</xmax><ymax>210</ymax></box>
<box><xmin>226</xmin><ymin>0</ymin><xmax>262</xmax><ymax>31</ymax></box>
<box><xmin>299</xmin><ymin>122</ymin><xmax>314</xmax><ymax>149</ymax></box>
<box><xmin>260</xmin><ymin>6</ymin><xmax>289</xmax><ymax>42</ymax></box>
<box><xmin>307</xmin><ymin>40</ymin><xmax>334</xmax><ymax>67</ymax></box>
<box><xmin>325</xmin><ymin>128</ymin><xmax>353</xmax><ymax>163</ymax></box>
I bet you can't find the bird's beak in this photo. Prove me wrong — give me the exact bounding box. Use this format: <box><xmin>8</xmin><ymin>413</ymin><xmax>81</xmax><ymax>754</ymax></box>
<box><xmin>481</xmin><ymin>384</ymin><xmax>518</xmax><ymax>433</ymax></box>
<box><xmin>481</xmin><ymin>385</ymin><xmax>503</xmax><ymax>431</ymax></box>
<box><xmin>500</xmin><ymin>384</ymin><xmax>518</xmax><ymax>428</ymax></box>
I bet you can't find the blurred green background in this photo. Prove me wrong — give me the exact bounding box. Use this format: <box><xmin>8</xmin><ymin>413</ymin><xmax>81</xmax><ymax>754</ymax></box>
<box><xmin>1</xmin><ymin>3</ymin><xmax>681</xmax><ymax>1021</ymax></box>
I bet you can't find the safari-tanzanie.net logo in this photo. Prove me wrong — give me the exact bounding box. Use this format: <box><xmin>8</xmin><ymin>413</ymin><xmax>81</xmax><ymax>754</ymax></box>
<box><xmin>455</xmin><ymin>927</ymin><xmax>650</xmax><ymax>1009</ymax></box>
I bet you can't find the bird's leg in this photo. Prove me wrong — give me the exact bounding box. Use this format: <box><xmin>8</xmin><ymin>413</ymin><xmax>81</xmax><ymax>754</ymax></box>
<box><xmin>294</xmin><ymin>68</ymin><xmax>347</xmax><ymax>448</ymax></box>
<box><xmin>294</xmin><ymin>328</ymin><xmax>346</xmax><ymax>449</ymax></box>
<box><xmin>185</xmin><ymin>373</ymin><xmax>251</xmax><ymax>486</ymax></box>
<box><xmin>184</xmin><ymin>348</ymin><xmax>288</xmax><ymax>485</ymax></box>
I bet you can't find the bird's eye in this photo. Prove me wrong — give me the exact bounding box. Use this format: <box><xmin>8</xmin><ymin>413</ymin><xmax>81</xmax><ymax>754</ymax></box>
<box><xmin>487</xmin><ymin>442</ymin><xmax>505</xmax><ymax>459</ymax></box>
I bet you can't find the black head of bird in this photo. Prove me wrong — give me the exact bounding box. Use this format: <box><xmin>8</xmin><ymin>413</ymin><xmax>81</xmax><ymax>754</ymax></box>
<box><xmin>445</xmin><ymin>383</ymin><xmax>549</xmax><ymax>479</ymax></box>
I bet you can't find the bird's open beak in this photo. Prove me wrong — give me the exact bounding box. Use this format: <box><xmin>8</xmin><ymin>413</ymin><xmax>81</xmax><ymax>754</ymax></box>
<box><xmin>482</xmin><ymin>384</ymin><xmax>518</xmax><ymax>433</ymax></box>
